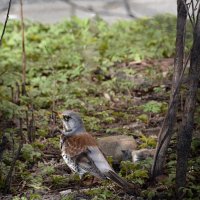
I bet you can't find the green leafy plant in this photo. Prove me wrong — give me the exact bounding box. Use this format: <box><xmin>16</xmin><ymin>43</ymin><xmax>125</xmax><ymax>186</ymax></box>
<box><xmin>139</xmin><ymin>134</ymin><xmax>157</xmax><ymax>148</ymax></box>
<box><xmin>142</xmin><ymin>100</ymin><xmax>167</xmax><ymax>114</ymax></box>
<box><xmin>21</xmin><ymin>144</ymin><xmax>42</xmax><ymax>162</ymax></box>
<box><xmin>85</xmin><ymin>187</ymin><xmax>116</xmax><ymax>200</ymax></box>
<box><xmin>0</xmin><ymin>14</ymin><xmax>198</xmax><ymax>199</ymax></box>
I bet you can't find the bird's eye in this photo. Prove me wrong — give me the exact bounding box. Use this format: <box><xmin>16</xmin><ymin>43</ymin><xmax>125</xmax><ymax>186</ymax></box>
<box><xmin>63</xmin><ymin>116</ymin><xmax>70</xmax><ymax>121</ymax></box>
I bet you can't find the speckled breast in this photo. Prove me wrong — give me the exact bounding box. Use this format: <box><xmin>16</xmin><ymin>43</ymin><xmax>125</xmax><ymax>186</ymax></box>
<box><xmin>61</xmin><ymin>153</ymin><xmax>78</xmax><ymax>173</ymax></box>
<box><xmin>60</xmin><ymin>134</ymin><xmax>86</xmax><ymax>177</ymax></box>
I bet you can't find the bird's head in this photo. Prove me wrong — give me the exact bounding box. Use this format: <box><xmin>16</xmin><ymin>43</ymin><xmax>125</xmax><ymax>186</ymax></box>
<box><xmin>56</xmin><ymin>110</ymin><xmax>85</xmax><ymax>136</ymax></box>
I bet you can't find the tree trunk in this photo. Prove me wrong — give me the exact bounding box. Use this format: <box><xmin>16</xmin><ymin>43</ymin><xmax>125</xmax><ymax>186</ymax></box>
<box><xmin>176</xmin><ymin>4</ymin><xmax>200</xmax><ymax>198</ymax></box>
<box><xmin>151</xmin><ymin>0</ymin><xmax>187</xmax><ymax>178</ymax></box>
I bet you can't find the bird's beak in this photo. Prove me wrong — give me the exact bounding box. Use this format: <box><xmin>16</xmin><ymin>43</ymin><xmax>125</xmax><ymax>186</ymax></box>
<box><xmin>53</xmin><ymin>111</ymin><xmax>63</xmax><ymax>119</ymax></box>
<box><xmin>52</xmin><ymin>111</ymin><xmax>71</xmax><ymax>132</ymax></box>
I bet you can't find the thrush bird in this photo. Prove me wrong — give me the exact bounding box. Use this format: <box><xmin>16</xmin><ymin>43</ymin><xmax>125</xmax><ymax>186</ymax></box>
<box><xmin>57</xmin><ymin>110</ymin><xmax>135</xmax><ymax>194</ymax></box>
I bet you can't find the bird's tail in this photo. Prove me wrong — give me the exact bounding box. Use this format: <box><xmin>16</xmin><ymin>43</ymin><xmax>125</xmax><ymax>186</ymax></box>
<box><xmin>106</xmin><ymin>170</ymin><xmax>135</xmax><ymax>195</ymax></box>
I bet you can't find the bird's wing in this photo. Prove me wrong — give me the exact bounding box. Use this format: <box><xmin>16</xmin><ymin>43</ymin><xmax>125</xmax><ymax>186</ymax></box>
<box><xmin>74</xmin><ymin>148</ymin><xmax>108</xmax><ymax>179</ymax></box>
<box><xmin>77</xmin><ymin>146</ymin><xmax>135</xmax><ymax>194</ymax></box>
<box><xmin>86</xmin><ymin>146</ymin><xmax>113</xmax><ymax>173</ymax></box>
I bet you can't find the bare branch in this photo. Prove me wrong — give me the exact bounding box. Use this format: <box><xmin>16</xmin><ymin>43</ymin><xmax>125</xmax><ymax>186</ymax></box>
<box><xmin>176</xmin><ymin>3</ymin><xmax>200</xmax><ymax>197</ymax></box>
<box><xmin>182</xmin><ymin>0</ymin><xmax>195</xmax><ymax>28</ymax></box>
<box><xmin>0</xmin><ymin>0</ymin><xmax>12</xmax><ymax>47</ymax></box>
<box><xmin>195</xmin><ymin>0</ymin><xmax>200</xmax><ymax>9</ymax></box>
<box><xmin>3</xmin><ymin>118</ymin><xmax>24</xmax><ymax>194</ymax></box>
<box><xmin>63</xmin><ymin>0</ymin><xmax>137</xmax><ymax>19</ymax></box>
<box><xmin>0</xmin><ymin>134</ymin><xmax>9</xmax><ymax>162</ymax></box>
<box><xmin>151</xmin><ymin>0</ymin><xmax>188</xmax><ymax>178</ymax></box>
<box><xmin>151</xmin><ymin>52</ymin><xmax>190</xmax><ymax>178</ymax></box>
<box><xmin>123</xmin><ymin>0</ymin><xmax>136</xmax><ymax>18</ymax></box>
<box><xmin>20</xmin><ymin>0</ymin><xmax>27</xmax><ymax>95</ymax></box>
<box><xmin>191</xmin><ymin>0</ymin><xmax>195</xmax><ymax>22</ymax></box>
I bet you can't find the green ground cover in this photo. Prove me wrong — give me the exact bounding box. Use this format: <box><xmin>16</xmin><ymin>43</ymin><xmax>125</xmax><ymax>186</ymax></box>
<box><xmin>0</xmin><ymin>15</ymin><xmax>199</xmax><ymax>199</ymax></box>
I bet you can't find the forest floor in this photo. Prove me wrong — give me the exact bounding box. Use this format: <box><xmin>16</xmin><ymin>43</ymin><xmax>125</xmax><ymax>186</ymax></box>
<box><xmin>37</xmin><ymin>58</ymin><xmax>173</xmax><ymax>200</ymax></box>
<box><xmin>1</xmin><ymin>58</ymin><xmax>174</xmax><ymax>200</ymax></box>
<box><xmin>0</xmin><ymin>15</ymin><xmax>200</xmax><ymax>200</ymax></box>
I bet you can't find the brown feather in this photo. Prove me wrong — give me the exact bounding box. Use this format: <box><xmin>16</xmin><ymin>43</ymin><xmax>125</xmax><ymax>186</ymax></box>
<box><xmin>61</xmin><ymin>133</ymin><xmax>97</xmax><ymax>157</ymax></box>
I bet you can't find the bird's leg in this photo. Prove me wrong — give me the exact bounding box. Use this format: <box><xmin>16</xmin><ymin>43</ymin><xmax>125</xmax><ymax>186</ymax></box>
<box><xmin>87</xmin><ymin>175</ymin><xmax>100</xmax><ymax>190</ymax></box>
<box><xmin>76</xmin><ymin>174</ymin><xmax>84</xmax><ymax>193</ymax></box>
<box><xmin>90</xmin><ymin>176</ymin><xmax>95</xmax><ymax>185</ymax></box>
